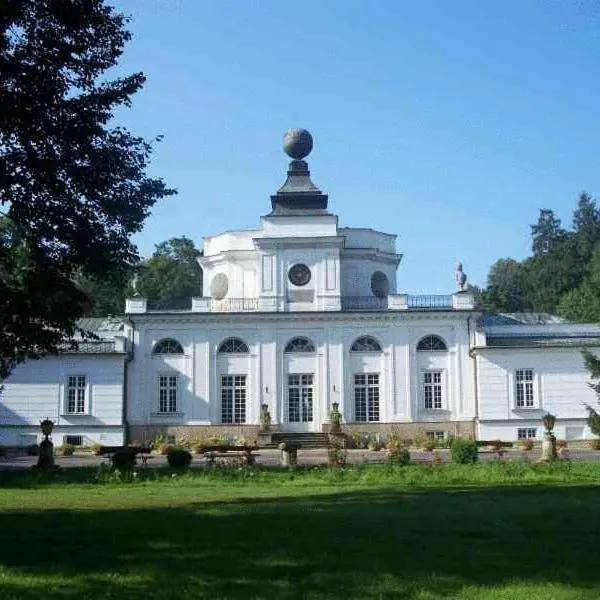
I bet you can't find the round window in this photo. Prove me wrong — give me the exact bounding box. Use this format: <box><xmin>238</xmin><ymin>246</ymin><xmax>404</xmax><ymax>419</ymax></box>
<box><xmin>210</xmin><ymin>273</ymin><xmax>229</xmax><ymax>300</ymax></box>
<box><xmin>288</xmin><ymin>263</ymin><xmax>311</xmax><ymax>287</ymax></box>
<box><xmin>371</xmin><ymin>271</ymin><xmax>390</xmax><ymax>298</ymax></box>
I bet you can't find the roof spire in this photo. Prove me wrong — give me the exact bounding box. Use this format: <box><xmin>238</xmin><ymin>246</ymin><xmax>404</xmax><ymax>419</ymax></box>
<box><xmin>270</xmin><ymin>128</ymin><xmax>328</xmax><ymax>215</ymax></box>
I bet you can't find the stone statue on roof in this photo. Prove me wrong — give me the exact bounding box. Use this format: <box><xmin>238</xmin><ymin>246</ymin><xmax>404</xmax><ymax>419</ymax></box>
<box><xmin>455</xmin><ymin>262</ymin><xmax>467</xmax><ymax>292</ymax></box>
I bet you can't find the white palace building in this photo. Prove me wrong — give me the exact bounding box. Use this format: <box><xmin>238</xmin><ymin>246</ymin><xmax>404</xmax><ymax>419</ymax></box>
<box><xmin>2</xmin><ymin>129</ymin><xmax>600</xmax><ymax>448</ymax></box>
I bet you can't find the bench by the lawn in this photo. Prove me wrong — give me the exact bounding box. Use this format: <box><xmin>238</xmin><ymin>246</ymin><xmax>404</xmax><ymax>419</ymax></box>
<box><xmin>196</xmin><ymin>445</ymin><xmax>260</xmax><ymax>466</ymax></box>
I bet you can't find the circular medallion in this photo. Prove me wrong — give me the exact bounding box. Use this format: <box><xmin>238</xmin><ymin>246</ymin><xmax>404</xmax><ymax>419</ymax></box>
<box><xmin>210</xmin><ymin>273</ymin><xmax>229</xmax><ymax>300</ymax></box>
<box><xmin>371</xmin><ymin>271</ymin><xmax>390</xmax><ymax>298</ymax></box>
<box><xmin>288</xmin><ymin>263</ymin><xmax>311</xmax><ymax>287</ymax></box>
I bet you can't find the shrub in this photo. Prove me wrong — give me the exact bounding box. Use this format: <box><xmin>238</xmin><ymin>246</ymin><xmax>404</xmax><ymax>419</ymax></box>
<box><xmin>519</xmin><ymin>439</ymin><xmax>534</xmax><ymax>451</ymax></box>
<box><xmin>90</xmin><ymin>443</ymin><xmax>104</xmax><ymax>455</ymax></box>
<box><xmin>585</xmin><ymin>438</ymin><xmax>600</xmax><ymax>450</ymax></box>
<box><xmin>191</xmin><ymin>442</ymin><xmax>206</xmax><ymax>454</ymax></box>
<box><xmin>167</xmin><ymin>449</ymin><xmax>193</xmax><ymax>468</ymax></box>
<box><xmin>420</xmin><ymin>439</ymin><xmax>436</xmax><ymax>452</ymax></box>
<box><xmin>450</xmin><ymin>438</ymin><xmax>479</xmax><ymax>464</ymax></box>
<box><xmin>111</xmin><ymin>448</ymin><xmax>137</xmax><ymax>469</ymax></box>
<box><xmin>387</xmin><ymin>441</ymin><xmax>410</xmax><ymax>466</ymax></box>
<box><xmin>556</xmin><ymin>439</ymin><xmax>567</xmax><ymax>449</ymax></box>
<box><xmin>58</xmin><ymin>443</ymin><xmax>75</xmax><ymax>456</ymax></box>
<box><xmin>155</xmin><ymin>443</ymin><xmax>174</xmax><ymax>455</ymax></box>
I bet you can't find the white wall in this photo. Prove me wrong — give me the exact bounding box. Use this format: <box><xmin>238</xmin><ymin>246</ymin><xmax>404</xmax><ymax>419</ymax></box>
<box><xmin>476</xmin><ymin>348</ymin><xmax>598</xmax><ymax>440</ymax></box>
<box><xmin>0</xmin><ymin>355</ymin><xmax>126</xmax><ymax>446</ymax></box>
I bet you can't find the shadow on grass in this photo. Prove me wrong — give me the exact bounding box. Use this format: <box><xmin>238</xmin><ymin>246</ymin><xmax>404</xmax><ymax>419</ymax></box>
<box><xmin>0</xmin><ymin>485</ymin><xmax>599</xmax><ymax>599</ymax></box>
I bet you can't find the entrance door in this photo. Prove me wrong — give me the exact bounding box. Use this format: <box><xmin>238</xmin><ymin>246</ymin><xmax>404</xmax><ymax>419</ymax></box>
<box><xmin>286</xmin><ymin>374</ymin><xmax>315</xmax><ymax>432</ymax></box>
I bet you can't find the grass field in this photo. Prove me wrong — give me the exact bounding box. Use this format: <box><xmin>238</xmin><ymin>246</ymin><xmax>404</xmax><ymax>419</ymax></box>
<box><xmin>0</xmin><ymin>462</ymin><xmax>599</xmax><ymax>599</ymax></box>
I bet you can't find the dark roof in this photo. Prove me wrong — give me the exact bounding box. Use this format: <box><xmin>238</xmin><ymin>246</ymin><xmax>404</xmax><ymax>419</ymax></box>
<box><xmin>58</xmin><ymin>341</ymin><xmax>125</xmax><ymax>354</ymax></box>
<box><xmin>486</xmin><ymin>335</ymin><xmax>600</xmax><ymax>348</ymax></box>
<box><xmin>478</xmin><ymin>312</ymin><xmax>569</xmax><ymax>327</ymax></box>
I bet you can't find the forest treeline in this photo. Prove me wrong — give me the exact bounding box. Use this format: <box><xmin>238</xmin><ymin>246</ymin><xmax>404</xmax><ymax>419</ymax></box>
<box><xmin>81</xmin><ymin>192</ymin><xmax>600</xmax><ymax>322</ymax></box>
<box><xmin>479</xmin><ymin>192</ymin><xmax>600</xmax><ymax>322</ymax></box>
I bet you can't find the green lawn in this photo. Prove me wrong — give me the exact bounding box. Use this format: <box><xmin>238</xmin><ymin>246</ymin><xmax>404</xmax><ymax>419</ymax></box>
<box><xmin>0</xmin><ymin>463</ymin><xmax>599</xmax><ymax>599</ymax></box>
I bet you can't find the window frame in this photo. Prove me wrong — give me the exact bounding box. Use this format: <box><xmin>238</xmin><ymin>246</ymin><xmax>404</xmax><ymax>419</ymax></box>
<box><xmin>157</xmin><ymin>374</ymin><xmax>178</xmax><ymax>414</ymax></box>
<box><xmin>417</xmin><ymin>335</ymin><xmax>448</xmax><ymax>352</ymax></box>
<box><xmin>287</xmin><ymin>373</ymin><xmax>314</xmax><ymax>423</ymax></box>
<box><xmin>422</xmin><ymin>369</ymin><xmax>445</xmax><ymax>411</ymax></box>
<box><xmin>221</xmin><ymin>374</ymin><xmax>247</xmax><ymax>424</ymax></box>
<box><xmin>218</xmin><ymin>338</ymin><xmax>250</xmax><ymax>354</ymax></box>
<box><xmin>284</xmin><ymin>337</ymin><xmax>316</xmax><ymax>353</ymax></box>
<box><xmin>350</xmin><ymin>336</ymin><xmax>382</xmax><ymax>353</ymax></box>
<box><xmin>153</xmin><ymin>338</ymin><xmax>184</xmax><ymax>355</ymax></box>
<box><xmin>65</xmin><ymin>375</ymin><xmax>87</xmax><ymax>415</ymax></box>
<box><xmin>513</xmin><ymin>368</ymin><xmax>538</xmax><ymax>410</ymax></box>
<box><xmin>517</xmin><ymin>427</ymin><xmax>537</xmax><ymax>440</ymax></box>
<box><xmin>353</xmin><ymin>373</ymin><xmax>380</xmax><ymax>422</ymax></box>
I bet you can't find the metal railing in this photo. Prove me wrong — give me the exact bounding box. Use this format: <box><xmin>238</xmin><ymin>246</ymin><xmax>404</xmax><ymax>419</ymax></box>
<box><xmin>211</xmin><ymin>298</ymin><xmax>260</xmax><ymax>312</ymax></box>
<box><xmin>341</xmin><ymin>296</ymin><xmax>389</xmax><ymax>311</ymax></box>
<box><xmin>406</xmin><ymin>294</ymin><xmax>453</xmax><ymax>310</ymax></box>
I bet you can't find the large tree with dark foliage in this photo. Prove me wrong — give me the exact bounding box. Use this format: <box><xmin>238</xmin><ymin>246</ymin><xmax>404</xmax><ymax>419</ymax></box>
<box><xmin>0</xmin><ymin>0</ymin><xmax>174</xmax><ymax>378</ymax></box>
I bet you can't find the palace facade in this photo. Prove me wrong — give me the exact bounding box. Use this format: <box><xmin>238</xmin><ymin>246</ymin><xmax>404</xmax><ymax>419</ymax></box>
<box><xmin>1</xmin><ymin>129</ymin><xmax>599</xmax><ymax>447</ymax></box>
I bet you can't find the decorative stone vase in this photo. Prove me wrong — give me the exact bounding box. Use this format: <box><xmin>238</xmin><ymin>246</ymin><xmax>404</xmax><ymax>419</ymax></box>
<box><xmin>35</xmin><ymin>418</ymin><xmax>56</xmax><ymax>471</ymax></box>
<box><xmin>329</xmin><ymin>402</ymin><xmax>342</xmax><ymax>434</ymax></box>
<box><xmin>278</xmin><ymin>442</ymin><xmax>301</xmax><ymax>468</ymax></box>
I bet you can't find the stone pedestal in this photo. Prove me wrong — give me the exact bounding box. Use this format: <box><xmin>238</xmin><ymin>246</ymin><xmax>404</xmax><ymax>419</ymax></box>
<box><xmin>35</xmin><ymin>439</ymin><xmax>56</xmax><ymax>471</ymax></box>
<box><xmin>278</xmin><ymin>442</ymin><xmax>300</xmax><ymax>468</ymax></box>
<box><xmin>539</xmin><ymin>433</ymin><xmax>557</xmax><ymax>462</ymax></box>
<box><xmin>257</xmin><ymin>432</ymin><xmax>272</xmax><ymax>447</ymax></box>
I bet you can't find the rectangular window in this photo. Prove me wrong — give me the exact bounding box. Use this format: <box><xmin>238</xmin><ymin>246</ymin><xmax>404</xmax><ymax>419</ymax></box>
<box><xmin>426</xmin><ymin>430</ymin><xmax>446</xmax><ymax>442</ymax></box>
<box><xmin>288</xmin><ymin>374</ymin><xmax>314</xmax><ymax>423</ymax></box>
<box><xmin>354</xmin><ymin>373</ymin><xmax>380</xmax><ymax>422</ymax></box>
<box><xmin>158</xmin><ymin>375</ymin><xmax>178</xmax><ymax>413</ymax></box>
<box><xmin>63</xmin><ymin>435</ymin><xmax>83</xmax><ymax>446</ymax></box>
<box><xmin>423</xmin><ymin>371</ymin><xmax>443</xmax><ymax>410</ymax></box>
<box><xmin>517</xmin><ymin>428</ymin><xmax>537</xmax><ymax>440</ymax></box>
<box><xmin>515</xmin><ymin>369</ymin><xmax>535</xmax><ymax>408</ymax></box>
<box><xmin>66</xmin><ymin>375</ymin><xmax>86</xmax><ymax>414</ymax></box>
<box><xmin>221</xmin><ymin>375</ymin><xmax>247</xmax><ymax>424</ymax></box>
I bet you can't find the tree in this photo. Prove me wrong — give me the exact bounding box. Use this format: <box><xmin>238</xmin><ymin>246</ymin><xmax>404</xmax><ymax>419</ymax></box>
<box><xmin>582</xmin><ymin>349</ymin><xmax>600</xmax><ymax>439</ymax></box>
<box><xmin>137</xmin><ymin>237</ymin><xmax>203</xmax><ymax>310</ymax></box>
<box><xmin>557</xmin><ymin>245</ymin><xmax>600</xmax><ymax>322</ymax></box>
<box><xmin>573</xmin><ymin>192</ymin><xmax>600</xmax><ymax>246</ymax></box>
<box><xmin>0</xmin><ymin>1</ymin><xmax>175</xmax><ymax>377</ymax></box>
<box><xmin>530</xmin><ymin>209</ymin><xmax>565</xmax><ymax>255</ymax></box>
<box><xmin>483</xmin><ymin>258</ymin><xmax>529</xmax><ymax>313</ymax></box>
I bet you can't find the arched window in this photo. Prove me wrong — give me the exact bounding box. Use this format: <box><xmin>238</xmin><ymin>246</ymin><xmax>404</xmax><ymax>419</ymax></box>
<box><xmin>417</xmin><ymin>335</ymin><xmax>447</xmax><ymax>351</ymax></box>
<box><xmin>153</xmin><ymin>338</ymin><xmax>184</xmax><ymax>354</ymax></box>
<box><xmin>218</xmin><ymin>337</ymin><xmax>249</xmax><ymax>353</ymax></box>
<box><xmin>351</xmin><ymin>336</ymin><xmax>382</xmax><ymax>352</ymax></box>
<box><xmin>285</xmin><ymin>337</ymin><xmax>316</xmax><ymax>353</ymax></box>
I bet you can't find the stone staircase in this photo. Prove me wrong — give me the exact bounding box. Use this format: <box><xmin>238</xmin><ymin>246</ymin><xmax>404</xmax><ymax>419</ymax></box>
<box><xmin>266</xmin><ymin>432</ymin><xmax>331</xmax><ymax>449</ymax></box>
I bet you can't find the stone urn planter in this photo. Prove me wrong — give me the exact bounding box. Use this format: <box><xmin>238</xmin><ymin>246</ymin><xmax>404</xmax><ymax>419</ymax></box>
<box><xmin>34</xmin><ymin>418</ymin><xmax>57</xmax><ymax>471</ymax></box>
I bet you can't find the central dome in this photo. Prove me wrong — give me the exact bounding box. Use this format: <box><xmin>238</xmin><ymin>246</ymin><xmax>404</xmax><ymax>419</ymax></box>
<box><xmin>283</xmin><ymin>128</ymin><xmax>313</xmax><ymax>160</ymax></box>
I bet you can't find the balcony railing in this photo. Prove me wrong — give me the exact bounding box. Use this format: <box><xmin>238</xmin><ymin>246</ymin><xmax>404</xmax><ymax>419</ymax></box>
<box><xmin>341</xmin><ymin>296</ymin><xmax>389</xmax><ymax>311</ymax></box>
<box><xmin>406</xmin><ymin>294</ymin><xmax>453</xmax><ymax>310</ymax></box>
<box><xmin>211</xmin><ymin>298</ymin><xmax>260</xmax><ymax>312</ymax></box>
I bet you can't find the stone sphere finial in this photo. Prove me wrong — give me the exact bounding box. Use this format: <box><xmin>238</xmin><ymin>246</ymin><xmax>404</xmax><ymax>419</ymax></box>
<box><xmin>283</xmin><ymin>128</ymin><xmax>313</xmax><ymax>160</ymax></box>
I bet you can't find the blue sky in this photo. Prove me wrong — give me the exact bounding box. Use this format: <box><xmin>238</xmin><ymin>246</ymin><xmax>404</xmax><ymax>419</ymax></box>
<box><xmin>112</xmin><ymin>0</ymin><xmax>600</xmax><ymax>294</ymax></box>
